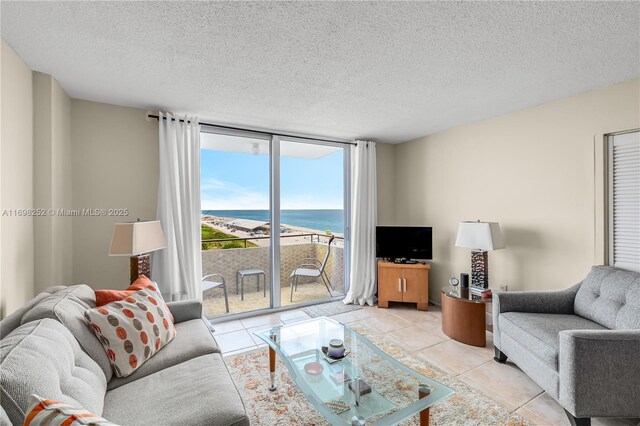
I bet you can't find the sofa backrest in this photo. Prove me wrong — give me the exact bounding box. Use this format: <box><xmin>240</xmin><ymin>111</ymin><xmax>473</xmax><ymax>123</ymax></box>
<box><xmin>575</xmin><ymin>265</ymin><xmax>640</xmax><ymax>330</ymax></box>
<box><xmin>0</xmin><ymin>319</ymin><xmax>107</xmax><ymax>426</ymax></box>
<box><xmin>0</xmin><ymin>285</ymin><xmax>65</xmax><ymax>338</ymax></box>
<box><xmin>18</xmin><ymin>284</ymin><xmax>113</xmax><ymax>381</ymax></box>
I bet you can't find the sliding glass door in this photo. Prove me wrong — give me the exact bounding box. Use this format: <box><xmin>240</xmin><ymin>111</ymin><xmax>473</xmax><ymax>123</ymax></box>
<box><xmin>200</xmin><ymin>131</ymin><xmax>272</xmax><ymax>318</ymax></box>
<box><xmin>200</xmin><ymin>129</ymin><xmax>349</xmax><ymax>318</ymax></box>
<box><xmin>279</xmin><ymin>139</ymin><xmax>347</xmax><ymax>307</ymax></box>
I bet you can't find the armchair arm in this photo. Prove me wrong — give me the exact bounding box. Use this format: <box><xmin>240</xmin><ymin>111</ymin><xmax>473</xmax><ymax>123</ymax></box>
<box><xmin>559</xmin><ymin>329</ymin><xmax>640</xmax><ymax>418</ymax></box>
<box><xmin>301</xmin><ymin>258</ymin><xmax>322</xmax><ymax>265</ymax></box>
<box><xmin>493</xmin><ymin>282</ymin><xmax>581</xmax><ymax>316</ymax></box>
<box><xmin>166</xmin><ymin>300</ymin><xmax>203</xmax><ymax>323</ymax></box>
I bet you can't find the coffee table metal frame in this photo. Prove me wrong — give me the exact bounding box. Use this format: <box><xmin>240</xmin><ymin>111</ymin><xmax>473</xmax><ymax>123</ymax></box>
<box><xmin>254</xmin><ymin>317</ymin><xmax>454</xmax><ymax>426</ymax></box>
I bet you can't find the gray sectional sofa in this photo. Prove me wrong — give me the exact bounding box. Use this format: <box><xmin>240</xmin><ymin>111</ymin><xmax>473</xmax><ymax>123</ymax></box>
<box><xmin>0</xmin><ymin>285</ymin><xmax>249</xmax><ymax>426</ymax></box>
<box><xmin>493</xmin><ymin>265</ymin><xmax>640</xmax><ymax>426</ymax></box>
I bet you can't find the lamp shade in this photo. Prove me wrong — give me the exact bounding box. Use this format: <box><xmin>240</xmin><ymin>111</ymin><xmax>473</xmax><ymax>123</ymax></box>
<box><xmin>455</xmin><ymin>221</ymin><xmax>505</xmax><ymax>251</ymax></box>
<box><xmin>109</xmin><ymin>220</ymin><xmax>166</xmax><ymax>256</ymax></box>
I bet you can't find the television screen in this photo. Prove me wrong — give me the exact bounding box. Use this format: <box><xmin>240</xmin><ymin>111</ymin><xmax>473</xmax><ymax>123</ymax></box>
<box><xmin>376</xmin><ymin>226</ymin><xmax>433</xmax><ymax>260</ymax></box>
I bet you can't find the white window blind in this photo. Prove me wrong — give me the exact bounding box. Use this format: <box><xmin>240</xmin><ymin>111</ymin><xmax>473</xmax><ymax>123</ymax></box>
<box><xmin>608</xmin><ymin>131</ymin><xmax>640</xmax><ymax>272</ymax></box>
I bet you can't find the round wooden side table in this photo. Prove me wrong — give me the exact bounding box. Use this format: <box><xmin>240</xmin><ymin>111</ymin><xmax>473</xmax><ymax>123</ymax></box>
<box><xmin>441</xmin><ymin>288</ymin><xmax>491</xmax><ymax>347</ymax></box>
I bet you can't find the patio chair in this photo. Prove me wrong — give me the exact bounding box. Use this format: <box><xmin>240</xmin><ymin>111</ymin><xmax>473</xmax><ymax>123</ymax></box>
<box><xmin>290</xmin><ymin>236</ymin><xmax>335</xmax><ymax>302</ymax></box>
<box><xmin>202</xmin><ymin>273</ymin><xmax>229</xmax><ymax>313</ymax></box>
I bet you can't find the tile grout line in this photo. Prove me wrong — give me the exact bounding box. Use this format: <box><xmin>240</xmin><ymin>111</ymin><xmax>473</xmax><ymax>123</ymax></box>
<box><xmin>515</xmin><ymin>391</ymin><xmax>546</xmax><ymax>413</ymax></box>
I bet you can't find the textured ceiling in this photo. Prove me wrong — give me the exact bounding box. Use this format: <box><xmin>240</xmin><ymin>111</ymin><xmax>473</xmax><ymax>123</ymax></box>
<box><xmin>2</xmin><ymin>1</ymin><xmax>639</xmax><ymax>143</ymax></box>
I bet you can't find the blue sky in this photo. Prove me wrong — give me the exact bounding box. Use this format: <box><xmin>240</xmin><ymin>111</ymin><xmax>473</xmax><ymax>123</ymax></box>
<box><xmin>201</xmin><ymin>148</ymin><xmax>344</xmax><ymax>210</ymax></box>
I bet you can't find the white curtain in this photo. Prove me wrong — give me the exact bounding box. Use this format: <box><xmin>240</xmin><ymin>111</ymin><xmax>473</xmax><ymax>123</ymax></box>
<box><xmin>152</xmin><ymin>112</ymin><xmax>202</xmax><ymax>301</ymax></box>
<box><xmin>344</xmin><ymin>141</ymin><xmax>377</xmax><ymax>306</ymax></box>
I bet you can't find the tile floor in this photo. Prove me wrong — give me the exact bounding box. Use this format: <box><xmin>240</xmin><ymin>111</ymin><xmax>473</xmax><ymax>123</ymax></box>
<box><xmin>211</xmin><ymin>303</ymin><xmax>639</xmax><ymax>426</ymax></box>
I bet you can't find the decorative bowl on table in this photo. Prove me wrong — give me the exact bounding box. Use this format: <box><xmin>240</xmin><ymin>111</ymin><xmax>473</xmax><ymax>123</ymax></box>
<box><xmin>304</xmin><ymin>361</ymin><xmax>324</xmax><ymax>382</ymax></box>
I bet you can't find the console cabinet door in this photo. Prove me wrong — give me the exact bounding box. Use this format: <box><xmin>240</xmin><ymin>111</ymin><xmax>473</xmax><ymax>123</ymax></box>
<box><xmin>402</xmin><ymin>268</ymin><xmax>429</xmax><ymax>310</ymax></box>
<box><xmin>378</xmin><ymin>266</ymin><xmax>404</xmax><ymax>307</ymax></box>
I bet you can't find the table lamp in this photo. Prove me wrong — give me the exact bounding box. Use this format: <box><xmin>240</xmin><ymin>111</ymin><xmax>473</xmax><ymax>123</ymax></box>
<box><xmin>109</xmin><ymin>219</ymin><xmax>166</xmax><ymax>283</ymax></box>
<box><xmin>455</xmin><ymin>221</ymin><xmax>505</xmax><ymax>289</ymax></box>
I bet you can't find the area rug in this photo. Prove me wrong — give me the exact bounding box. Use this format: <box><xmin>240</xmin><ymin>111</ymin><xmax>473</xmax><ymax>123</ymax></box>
<box><xmin>301</xmin><ymin>300</ymin><xmax>363</xmax><ymax>318</ymax></box>
<box><xmin>224</xmin><ymin>323</ymin><xmax>531</xmax><ymax>426</ymax></box>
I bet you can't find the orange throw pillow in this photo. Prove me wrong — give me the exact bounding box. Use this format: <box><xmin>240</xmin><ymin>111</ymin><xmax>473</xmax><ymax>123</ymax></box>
<box><xmin>95</xmin><ymin>276</ymin><xmax>174</xmax><ymax>323</ymax></box>
<box><xmin>95</xmin><ymin>275</ymin><xmax>153</xmax><ymax>306</ymax></box>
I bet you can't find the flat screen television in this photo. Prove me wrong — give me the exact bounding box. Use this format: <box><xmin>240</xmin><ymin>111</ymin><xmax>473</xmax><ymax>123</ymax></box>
<box><xmin>376</xmin><ymin>226</ymin><xmax>433</xmax><ymax>260</ymax></box>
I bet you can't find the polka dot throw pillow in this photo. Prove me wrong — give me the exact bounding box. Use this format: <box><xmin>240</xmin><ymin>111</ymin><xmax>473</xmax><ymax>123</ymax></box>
<box><xmin>84</xmin><ymin>283</ymin><xmax>176</xmax><ymax>377</ymax></box>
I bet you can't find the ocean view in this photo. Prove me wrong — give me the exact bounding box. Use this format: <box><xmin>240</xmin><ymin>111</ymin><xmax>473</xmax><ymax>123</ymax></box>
<box><xmin>202</xmin><ymin>209</ymin><xmax>344</xmax><ymax>234</ymax></box>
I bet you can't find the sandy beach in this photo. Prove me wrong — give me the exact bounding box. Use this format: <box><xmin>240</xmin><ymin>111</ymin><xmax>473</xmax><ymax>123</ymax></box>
<box><xmin>202</xmin><ymin>215</ymin><xmax>344</xmax><ymax>248</ymax></box>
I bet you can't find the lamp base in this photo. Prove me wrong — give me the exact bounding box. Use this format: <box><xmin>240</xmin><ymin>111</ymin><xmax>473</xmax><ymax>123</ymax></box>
<box><xmin>471</xmin><ymin>250</ymin><xmax>489</xmax><ymax>288</ymax></box>
<box><xmin>130</xmin><ymin>254</ymin><xmax>151</xmax><ymax>284</ymax></box>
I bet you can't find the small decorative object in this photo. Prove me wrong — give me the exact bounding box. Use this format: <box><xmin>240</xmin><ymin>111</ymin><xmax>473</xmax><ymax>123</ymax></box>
<box><xmin>480</xmin><ymin>288</ymin><xmax>493</xmax><ymax>300</ymax></box>
<box><xmin>109</xmin><ymin>219</ymin><xmax>167</xmax><ymax>284</ymax></box>
<box><xmin>326</xmin><ymin>399</ymin><xmax>350</xmax><ymax>415</ymax></box>
<box><xmin>460</xmin><ymin>273</ymin><xmax>469</xmax><ymax>289</ymax></box>
<box><xmin>449</xmin><ymin>276</ymin><xmax>459</xmax><ymax>288</ymax></box>
<box><xmin>321</xmin><ymin>346</ymin><xmax>350</xmax><ymax>363</ymax></box>
<box><xmin>455</xmin><ymin>221</ymin><xmax>505</xmax><ymax>289</ymax></box>
<box><xmin>328</xmin><ymin>339</ymin><xmax>345</xmax><ymax>358</ymax></box>
<box><xmin>348</xmin><ymin>378</ymin><xmax>372</xmax><ymax>397</ymax></box>
<box><xmin>349</xmin><ymin>377</ymin><xmax>371</xmax><ymax>407</ymax></box>
<box><xmin>330</xmin><ymin>371</ymin><xmax>351</xmax><ymax>384</ymax></box>
<box><xmin>470</xmin><ymin>287</ymin><xmax>492</xmax><ymax>301</ymax></box>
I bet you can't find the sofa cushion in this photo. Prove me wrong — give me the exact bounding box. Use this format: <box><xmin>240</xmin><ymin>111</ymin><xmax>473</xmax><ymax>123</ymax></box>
<box><xmin>20</xmin><ymin>284</ymin><xmax>113</xmax><ymax>381</ymax></box>
<box><xmin>500</xmin><ymin>312</ymin><xmax>606</xmax><ymax>370</ymax></box>
<box><xmin>0</xmin><ymin>319</ymin><xmax>107</xmax><ymax>426</ymax></box>
<box><xmin>500</xmin><ymin>331</ymin><xmax>560</xmax><ymax>398</ymax></box>
<box><xmin>107</xmin><ymin>318</ymin><xmax>219</xmax><ymax>390</ymax></box>
<box><xmin>103</xmin><ymin>353</ymin><xmax>249</xmax><ymax>426</ymax></box>
<box><xmin>574</xmin><ymin>266</ymin><xmax>640</xmax><ymax>330</ymax></box>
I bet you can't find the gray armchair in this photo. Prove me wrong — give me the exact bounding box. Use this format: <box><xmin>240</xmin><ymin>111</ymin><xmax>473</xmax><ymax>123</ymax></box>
<box><xmin>493</xmin><ymin>266</ymin><xmax>640</xmax><ymax>426</ymax></box>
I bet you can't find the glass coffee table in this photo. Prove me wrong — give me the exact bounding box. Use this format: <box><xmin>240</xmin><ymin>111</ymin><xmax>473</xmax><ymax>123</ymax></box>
<box><xmin>254</xmin><ymin>317</ymin><xmax>454</xmax><ymax>425</ymax></box>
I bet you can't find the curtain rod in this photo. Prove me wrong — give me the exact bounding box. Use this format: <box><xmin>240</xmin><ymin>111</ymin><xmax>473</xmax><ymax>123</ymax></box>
<box><xmin>147</xmin><ymin>113</ymin><xmax>357</xmax><ymax>146</ymax></box>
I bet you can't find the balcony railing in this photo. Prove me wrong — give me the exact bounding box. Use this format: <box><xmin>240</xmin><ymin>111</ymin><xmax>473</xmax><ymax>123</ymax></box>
<box><xmin>202</xmin><ymin>233</ymin><xmax>344</xmax><ymax>249</ymax></box>
<box><xmin>201</xmin><ymin>234</ymin><xmax>345</xmax><ymax>317</ymax></box>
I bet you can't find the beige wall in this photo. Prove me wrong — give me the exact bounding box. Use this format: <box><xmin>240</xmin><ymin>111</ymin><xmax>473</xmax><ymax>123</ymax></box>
<box><xmin>376</xmin><ymin>143</ymin><xmax>396</xmax><ymax>225</ymax></box>
<box><xmin>33</xmin><ymin>72</ymin><xmax>73</xmax><ymax>293</ymax></box>
<box><xmin>0</xmin><ymin>39</ymin><xmax>35</xmax><ymax>317</ymax></box>
<box><xmin>70</xmin><ymin>100</ymin><xmax>158</xmax><ymax>290</ymax></box>
<box><xmin>389</xmin><ymin>79</ymin><xmax>640</xmax><ymax>303</ymax></box>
